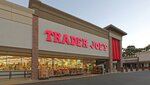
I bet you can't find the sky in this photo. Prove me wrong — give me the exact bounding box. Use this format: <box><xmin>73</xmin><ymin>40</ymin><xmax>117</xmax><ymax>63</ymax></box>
<box><xmin>7</xmin><ymin>0</ymin><xmax>150</xmax><ymax>48</ymax></box>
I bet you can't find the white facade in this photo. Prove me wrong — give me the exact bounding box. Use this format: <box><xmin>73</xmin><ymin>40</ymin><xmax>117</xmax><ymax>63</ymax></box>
<box><xmin>0</xmin><ymin>1</ymin><xmax>34</xmax><ymax>49</ymax></box>
<box><xmin>39</xmin><ymin>18</ymin><xmax>109</xmax><ymax>57</ymax></box>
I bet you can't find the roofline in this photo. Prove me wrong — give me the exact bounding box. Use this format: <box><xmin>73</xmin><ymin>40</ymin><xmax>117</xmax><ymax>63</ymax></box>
<box><xmin>104</xmin><ymin>24</ymin><xmax>127</xmax><ymax>36</ymax></box>
<box><xmin>29</xmin><ymin>0</ymin><xmax>108</xmax><ymax>33</ymax></box>
<box><xmin>0</xmin><ymin>0</ymin><xmax>34</xmax><ymax>14</ymax></box>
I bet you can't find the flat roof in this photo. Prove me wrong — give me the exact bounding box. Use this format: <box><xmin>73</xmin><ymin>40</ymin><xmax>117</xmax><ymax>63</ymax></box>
<box><xmin>29</xmin><ymin>0</ymin><xmax>108</xmax><ymax>33</ymax></box>
<box><xmin>0</xmin><ymin>0</ymin><xmax>34</xmax><ymax>14</ymax></box>
<box><xmin>104</xmin><ymin>24</ymin><xmax>127</xmax><ymax>36</ymax></box>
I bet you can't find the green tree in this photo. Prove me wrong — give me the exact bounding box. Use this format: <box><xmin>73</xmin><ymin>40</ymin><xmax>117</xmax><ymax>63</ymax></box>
<box><xmin>144</xmin><ymin>44</ymin><xmax>150</xmax><ymax>51</ymax></box>
<box><xmin>122</xmin><ymin>44</ymin><xmax>150</xmax><ymax>57</ymax></box>
<box><xmin>122</xmin><ymin>45</ymin><xmax>136</xmax><ymax>57</ymax></box>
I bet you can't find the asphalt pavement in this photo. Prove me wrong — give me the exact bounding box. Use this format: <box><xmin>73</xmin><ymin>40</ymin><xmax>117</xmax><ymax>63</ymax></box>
<box><xmin>18</xmin><ymin>71</ymin><xmax>150</xmax><ymax>85</ymax></box>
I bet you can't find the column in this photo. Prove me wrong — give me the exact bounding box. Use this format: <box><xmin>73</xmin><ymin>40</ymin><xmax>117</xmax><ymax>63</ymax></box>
<box><xmin>117</xmin><ymin>40</ymin><xmax>123</xmax><ymax>72</ymax></box>
<box><xmin>31</xmin><ymin>15</ymin><xmax>39</xmax><ymax>80</ymax></box>
<box><xmin>108</xmin><ymin>34</ymin><xmax>113</xmax><ymax>73</ymax></box>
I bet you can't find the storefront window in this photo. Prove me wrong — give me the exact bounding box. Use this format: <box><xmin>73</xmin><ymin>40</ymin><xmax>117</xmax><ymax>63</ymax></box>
<box><xmin>38</xmin><ymin>57</ymin><xmax>84</xmax><ymax>76</ymax></box>
<box><xmin>0</xmin><ymin>55</ymin><xmax>96</xmax><ymax>74</ymax></box>
<box><xmin>0</xmin><ymin>56</ymin><xmax>31</xmax><ymax>71</ymax></box>
<box><xmin>38</xmin><ymin>57</ymin><xmax>52</xmax><ymax>70</ymax></box>
<box><xmin>54</xmin><ymin>58</ymin><xmax>62</xmax><ymax>70</ymax></box>
<box><xmin>54</xmin><ymin>58</ymin><xmax>83</xmax><ymax>70</ymax></box>
<box><xmin>0</xmin><ymin>56</ymin><xmax>7</xmax><ymax>71</ymax></box>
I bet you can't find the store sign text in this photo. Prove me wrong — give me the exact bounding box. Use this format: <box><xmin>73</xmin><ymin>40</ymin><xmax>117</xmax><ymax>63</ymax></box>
<box><xmin>45</xmin><ymin>30</ymin><xmax>108</xmax><ymax>51</ymax></box>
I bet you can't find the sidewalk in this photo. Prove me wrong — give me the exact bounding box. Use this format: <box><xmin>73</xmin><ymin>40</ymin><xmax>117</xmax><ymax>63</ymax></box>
<box><xmin>0</xmin><ymin>74</ymin><xmax>101</xmax><ymax>85</ymax></box>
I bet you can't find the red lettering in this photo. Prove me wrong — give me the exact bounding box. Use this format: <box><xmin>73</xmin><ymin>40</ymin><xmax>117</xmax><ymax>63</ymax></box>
<box><xmin>99</xmin><ymin>43</ymin><xmax>103</xmax><ymax>51</ymax></box>
<box><xmin>70</xmin><ymin>36</ymin><xmax>76</xmax><ymax>46</ymax></box>
<box><xmin>45</xmin><ymin>30</ymin><xmax>53</xmax><ymax>42</ymax></box>
<box><xmin>45</xmin><ymin>30</ymin><xmax>108</xmax><ymax>51</ymax></box>
<box><xmin>82</xmin><ymin>39</ymin><xmax>88</xmax><ymax>48</ymax></box>
<box><xmin>90</xmin><ymin>41</ymin><xmax>95</xmax><ymax>49</ymax></box>
<box><xmin>95</xmin><ymin>42</ymin><xmax>100</xmax><ymax>50</ymax></box>
<box><xmin>76</xmin><ymin>37</ymin><xmax>82</xmax><ymax>47</ymax></box>
<box><xmin>53</xmin><ymin>32</ymin><xmax>62</xmax><ymax>43</ymax></box>
<box><xmin>103</xmin><ymin>44</ymin><xmax>108</xmax><ymax>51</ymax></box>
<box><xmin>101</xmin><ymin>44</ymin><xmax>105</xmax><ymax>51</ymax></box>
<box><xmin>62</xmin><ymin>34</ymin><xmax>70</xmax><ymax>45</ymax></box>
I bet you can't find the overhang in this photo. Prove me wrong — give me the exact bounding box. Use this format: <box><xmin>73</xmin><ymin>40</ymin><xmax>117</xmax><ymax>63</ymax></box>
<box><xmin>104</xmin><ymin>24</ymin><xmax>127</xmax><ymax>36</ymax></box>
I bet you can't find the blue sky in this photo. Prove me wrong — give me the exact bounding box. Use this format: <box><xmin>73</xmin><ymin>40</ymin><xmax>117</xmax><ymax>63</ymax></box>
<box><xmin>7</xmin><ymin>0</ymin><xmax>150</xmax><ymax>48</ymax></box>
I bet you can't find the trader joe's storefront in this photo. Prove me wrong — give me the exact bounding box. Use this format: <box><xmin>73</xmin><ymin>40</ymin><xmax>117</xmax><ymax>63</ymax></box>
<box><xmin>0</xmin><ymin>54</ymin><xmax>108</xmax><ymax>79</ymax></box>
<box><xmin>29</xmin><ymin>0</ymin><xmax>110</xmax><ymax>79</ymax></box>
<box><xmin>34</xmin><ymin>17</ymin><xmax>110</xmax><ymax>79</ymax></box>
<box><xmin>37</xmin><ymin>56</ymin><xmax>100</xmax><ymax>77</ymax></box>
<box><xmin>0</xmin><ymin>0</ymin><xmax>128</xmax><ymax>80</ymax></box>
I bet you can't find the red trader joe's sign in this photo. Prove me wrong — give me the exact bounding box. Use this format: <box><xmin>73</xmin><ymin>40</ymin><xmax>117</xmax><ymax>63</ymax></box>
<box><xmin>45</xmin><ymin>29</ymin><xmax>108</xmax><ymax>51</ymax></box>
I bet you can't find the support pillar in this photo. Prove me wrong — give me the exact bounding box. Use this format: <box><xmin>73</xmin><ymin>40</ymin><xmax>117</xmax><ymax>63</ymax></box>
<box><xmin>105</xmin><ymin>59</ymin><xmax>110</xmax><ymax>73</ymax></box>
<box><xmin>31</xmin><ymin>15</ymin><xmax>39</xmax><ymax>80</ymax></box>
<box><xmin>118</xmin><ymin>40</ymin><xmax>123</xmax><ymax>72</ymax></box>
<box><xmin>108</xmin><ymin>34</ymin><xmax>113</xmax><ymax>73</ymax></box>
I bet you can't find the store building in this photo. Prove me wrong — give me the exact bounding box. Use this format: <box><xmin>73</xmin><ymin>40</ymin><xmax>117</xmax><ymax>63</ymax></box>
<box><xmin>104</xmin><ymin>25</ymin><xmax>127</xmax><ymax>72</ymax></box>
<box><xmin>0</xmin><ymin>0</ymin><xmax>127</xmax><ymax>79</ymax></box>
<box><xmin>0</xmin><ymin>0</ymin><xmax>34</xmax><ymax>78</ymax></box>
<box><xmin>123</xmin><ymin>51</ymin><xmax>150</xmax><ymax>72</ymax></box>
